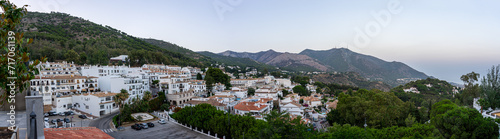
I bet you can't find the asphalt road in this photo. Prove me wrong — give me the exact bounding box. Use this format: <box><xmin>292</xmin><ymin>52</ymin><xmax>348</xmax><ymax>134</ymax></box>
<box><xmin>107</xmin><ymin>120</ymin><xmax>214</xmax><ymax>139</ymax></box>
<box><xmin>89</xmin><ymin>111</ymin><xmax>119</xmax><ymax>130</ymax></box>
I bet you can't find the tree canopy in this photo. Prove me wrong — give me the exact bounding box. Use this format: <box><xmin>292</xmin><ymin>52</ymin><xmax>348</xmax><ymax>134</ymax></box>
<box><xmin>335</xmin><ymin>89</ymin><xmax>416</xmax><ymax>128</ymax></box>
<box><xmin>480</xmin><ymin>65</ymin><xmax>500</xmax><ymax>109</ymax></box>
<box><xmin>204</xmin><ymin>67</ymin><xmax>232</xmax><ymax>90</ymax></box>
<box><xmin>430</xmin><ymin>100</ymin><xmax>499</xmax><ymax>139</ymax></box>
<box><xmin>0</xmin><ymin>1</ymin><xmax>45</xmax><ymax>104</ymax></box>
<box><xmin>293</xmin><ymin>85</ymin><xmax>309</xmax><ymax>96</ymax></box>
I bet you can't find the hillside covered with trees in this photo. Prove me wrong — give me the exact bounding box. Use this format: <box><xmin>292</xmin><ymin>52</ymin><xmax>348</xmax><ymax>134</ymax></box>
<box><xmin>19</xmin><ymin>12</ymin><xmax>210</xmax><ymax>67</ymax></box>
<box><xmin>391</xmin><ymin>78</ymin><xmax>455</xmax><ymax>107</ymax></box>
<box><xmin>198</xmin><ymin>51</ymin><xmax>276</xmax><ymax>73</ymax></box>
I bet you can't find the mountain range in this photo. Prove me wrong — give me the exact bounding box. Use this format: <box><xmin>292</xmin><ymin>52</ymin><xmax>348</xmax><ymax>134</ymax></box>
<box><xmin>216</xmin><ymin>48</ymin><xmax>428</xmax><ymax>86</ymax></box>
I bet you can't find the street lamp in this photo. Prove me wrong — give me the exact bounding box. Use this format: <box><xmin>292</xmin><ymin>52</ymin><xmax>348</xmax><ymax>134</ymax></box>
<box><xmin>191</xmin><ymin>106</ymin><xmax>193</xmax><ymax>131</ymax></box>
<box><xmin>364</xmin><ymin>117</ymin><xmax>367</xmax><ymax>131</ymax></box>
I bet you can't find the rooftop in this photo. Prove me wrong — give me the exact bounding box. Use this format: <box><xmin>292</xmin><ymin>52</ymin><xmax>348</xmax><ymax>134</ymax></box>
<box><xmin>44</xmin><ymin>127</ymin><xmax>113</xmax><ymax>139</ymax></box>
<box><xmin>34</xmin><ymin>75</ymin><xmax>98</xmax><ymax>80</ymax></box>
<box><xmin>234</xmin><ymin>102</ymin><xmax>268</xmax><ymax>111</ymax></box>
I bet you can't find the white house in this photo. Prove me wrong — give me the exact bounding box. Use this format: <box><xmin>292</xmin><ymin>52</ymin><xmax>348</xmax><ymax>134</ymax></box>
<box><xmin>301</xmin><ymin>96</ymin><xmax>321</xmax><ymax>107</ymax></box>
<box><xmin>166</xmin><ymin>90</ymin><xmax>195</xmax><ymax>106</ymax></box>
<box><xmin>183</xmin><ymin>99</ymin><xmax>227</xmax><ymax>111</ymax></box>
<box><xmin>99</xmin><ymin>75</ymin><xmax>149</xmax><ymax>101</ymax></box>
<box><xmin>72</xmin><ymin>92</ymin><xmax>119</xmax><ymax>117</ymax></box>
<box><xmin>53</xmin><ymin>96</ymin><xmax>73</xmax><ymax>113</ymax></box>
<box><xmin>109</xmin><ymin>55</ymin><xmax>128</xmax><ymax>64</ymax></box>
<box><xmin>234</xmin><ymin>101</ymin><xmax>270</xmax><ymax>120</ymax></box>
<box><xmin>30</xmin><ymin>75</ymin><xmax>99</xmax><ymax>105</ymax></box>
<box><xmin>254</xmin><ymin>88</ymin><xmax>282</xmax><ymax>100</ymax></box>
<box><xmin>275</xmin><ymin>78</ymin><xmax>292</xmax><ymax>88</ymax></box>
<box><xmin>403</xmin><ymin>87</ymin><xmax>420</xmax><ymax>94</ymax></box>
<box><xmin>280</xmin><ymin>102</ymin><xmax>304</xmax><ymax>116</ymax></box>
<box><xmin>38</xmin><ymin>61</ymin><xmax>79</xmax><ymax>76</ymax></box>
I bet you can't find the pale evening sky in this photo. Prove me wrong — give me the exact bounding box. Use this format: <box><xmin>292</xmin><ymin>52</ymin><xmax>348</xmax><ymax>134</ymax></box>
<box><xmin>11</xmin><ymin>0</ymin><xmax>500</xmax><ymax>83</ymax></box>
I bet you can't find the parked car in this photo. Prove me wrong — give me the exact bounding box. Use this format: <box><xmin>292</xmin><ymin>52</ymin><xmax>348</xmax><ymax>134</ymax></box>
<box><xmin>78</xmin><ymin>115</ymin><xmax>87</xmax><ymax>119</ymax></box>
<box><xmin>56</xmin><ymin>119</ymin><xmax>61</xmax><ymax>122</ymax></box>
<box><xmin>50</xmin><ymin>119</ymin><xmax>57</xmax><ymax>124</ymax></box>
<box><xmin>64</xmin><ymin>111</ymin><xmax>74</xmax><ymax>115</ymax></box>
<box><xmin>44</xmin><ymin>113</ymin><xmax>49</xmax><ymax>117</ymax></box>
<box><xmin>147</xmin><ymin>122</ymin><xmax>154</xmax><ymax>127</ymax></box>
<box><xmin>44</xmin><ymin>118</ymin><xmax>49</xmax><ymax>122</ymax></box>
<box><xmin>131</xmin><ymin>124</ymin><xmax>142</xmax><ymax>130</ymax></box>
<box><xmin>158</xmin><ymin>119</ymin><xmax>166</xmax><ymax>124</ymax></box>
<box><xmin>140</xmin><ymin>123</ymin><xmax>149</xmax><ymax>129</ymax></box>
<box><xmin>48</xmin><ymin>111</ymin><xmax>57</xmax><ymax>116</ymax></box>
<box><xmin>59</xmin><ymin>112</ymin><xmax>65</xmax><ymax>116</ymax></box>
<box><xmin>64</xmin><ymin>118</ymin><xmax>71</xmax><ymax>123</ymax></box>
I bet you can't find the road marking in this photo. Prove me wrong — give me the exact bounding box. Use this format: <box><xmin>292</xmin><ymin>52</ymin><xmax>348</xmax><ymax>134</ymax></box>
<box><xmin>101</xmin><ymin>129</ymin><xmax>114</xmax><ymax>133</ymax></box>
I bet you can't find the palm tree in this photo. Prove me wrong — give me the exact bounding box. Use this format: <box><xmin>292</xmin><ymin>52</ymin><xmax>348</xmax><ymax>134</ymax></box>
<box><xmin>115</xmin><ymin>89</ymin><xmax>130</xmax><ymax>109</ymax></box>
<box><xmin>143</xmin><ymin>91</ymin><xmax>152</xmax><ymax>101</ymax></box>
<box><xmin>114</xmin><ymin>89</ymin><xmax>129</xmax><ymax>127</ymax></box>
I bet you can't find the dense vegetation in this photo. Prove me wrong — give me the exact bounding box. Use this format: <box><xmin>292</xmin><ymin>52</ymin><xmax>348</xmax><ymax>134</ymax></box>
<box><xmin>326</xmin><ymin>89</ymin><xmax>499</xmax><ymax>138</ymax></box>
<box><xmin>430</xmin><ymin>99</ymin><xmax>498</xmax><ymax>138</ymax></box>
<box><xmin>313</xmin><ymin>81</ymin><xmax>359</xmax><ymax>96</ymax></box>
<box><xmin>205</xmin><ymin>67</ymin><xmax>232</xmax><ymax>91</ymax></box>
<box><xmin>171</xmin><ymin>104</ymin><xmax>314</xmax><ymax>139</ymax></box>
<box><xmin>172</xmin><ymin>99</ymin><xmax>499</xmax><ymax>139</ymax></box>
<box><xmin>392</xmin><ymin>78</ymin><xmax>454</xmax><ymax>107</ymax></box>
<box><xmin>19</xmin><ymin>12</ymin><xmax>209</xmax><ymax>67</ymax></box>
<box><xmin>199</xmin><ymin>51</ymin><xmax>276</xmax><ymax>74</ymax></box>
<box><xmin>330</xmin><ymin>89</ymin><xmax>422</xmax><ymax>128</ymax></box>
<box><xmin>310</xmin><ymin>72</ymin><xmax>392</xmax><ymax>91</ymax></box>
<box><xmin>478</xmin><ymin>65</ymin><xmax>500</xmax><ymax>110</ymax></box>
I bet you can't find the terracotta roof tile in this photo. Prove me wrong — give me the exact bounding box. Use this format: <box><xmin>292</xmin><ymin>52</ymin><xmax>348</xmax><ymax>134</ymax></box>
<box><xmin>44</xmin><ymin>127</ymin><xmax>113</xmax><ymax>139</ymax></box>
<box><xmin>234</xmin><ymin>102</ymin><xmax>267</xmax><ymax>111</ymax></box>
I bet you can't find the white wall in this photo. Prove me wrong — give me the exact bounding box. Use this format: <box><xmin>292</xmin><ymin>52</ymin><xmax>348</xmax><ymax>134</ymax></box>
<box><xmin>72</xmin><ymin>94</ymin><xmax>100</xmax><ymax>117</ymax></box>
<box><xmin>53</xmin><ymin>97</ymin><xmax>72</xmax><ymax>113</ymax></box>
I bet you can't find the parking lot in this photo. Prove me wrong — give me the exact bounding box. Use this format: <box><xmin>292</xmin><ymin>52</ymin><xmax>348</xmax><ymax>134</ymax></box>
<box><xmin>44</xmin><ymin>114</ymin><xmax>92</xmax><ymax>128</ymax></box>
<box><xmin>107</xmin><ymin>120</ymin><xmax>213</xmax><ymax>139</ymax></box>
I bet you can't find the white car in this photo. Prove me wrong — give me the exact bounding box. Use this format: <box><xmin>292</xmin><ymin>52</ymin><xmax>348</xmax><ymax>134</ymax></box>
<box><xmin>158</xmin><ymin>119</ymin><xmax>166</xmax><ymax>124</ymax></box>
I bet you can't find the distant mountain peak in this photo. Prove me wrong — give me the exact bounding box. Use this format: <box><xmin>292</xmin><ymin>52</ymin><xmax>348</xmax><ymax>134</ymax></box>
<box><xmin>299</xmin><ymin>49</ymin><xmax>428</xmax><ymax>86</ymax></box>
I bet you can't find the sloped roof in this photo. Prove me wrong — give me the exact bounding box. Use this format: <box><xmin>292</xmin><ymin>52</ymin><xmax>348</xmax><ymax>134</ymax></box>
<box><xmin>234</xmin><ymin>102</ymin><xmax>267</xmax><ymax>112</ymax></box>
<box><xmin>44</xmin><ymin>127</ymin><xmax>113</xmax><ymax>139</ymax></box>
<box><xmin>325</xmin><ymin>100</ymin><xmax>338</xmax><ymax>109</ymax></box>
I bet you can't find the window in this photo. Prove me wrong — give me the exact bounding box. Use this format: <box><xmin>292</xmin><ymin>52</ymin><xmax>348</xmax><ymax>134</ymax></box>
<box><xmin>100</xmin><ymin>105</ymin><xmax>104</xmax><ymax>109</ymax></box>
<box><xmin>86</xmin><ymin>106</ymin><xmax>89</xmax><ymax>109</ymax></box>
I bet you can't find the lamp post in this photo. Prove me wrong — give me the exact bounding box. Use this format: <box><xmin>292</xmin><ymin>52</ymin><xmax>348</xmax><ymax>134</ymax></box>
<box><xmin>191</xmin><ymin>106</ymin><xmax>193</xmax><ymax>131</ymax></box>
<box><xmin>364</xmin><ymin>117</ymin><xmax>367</xmax><ymax>131</ymax></box>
